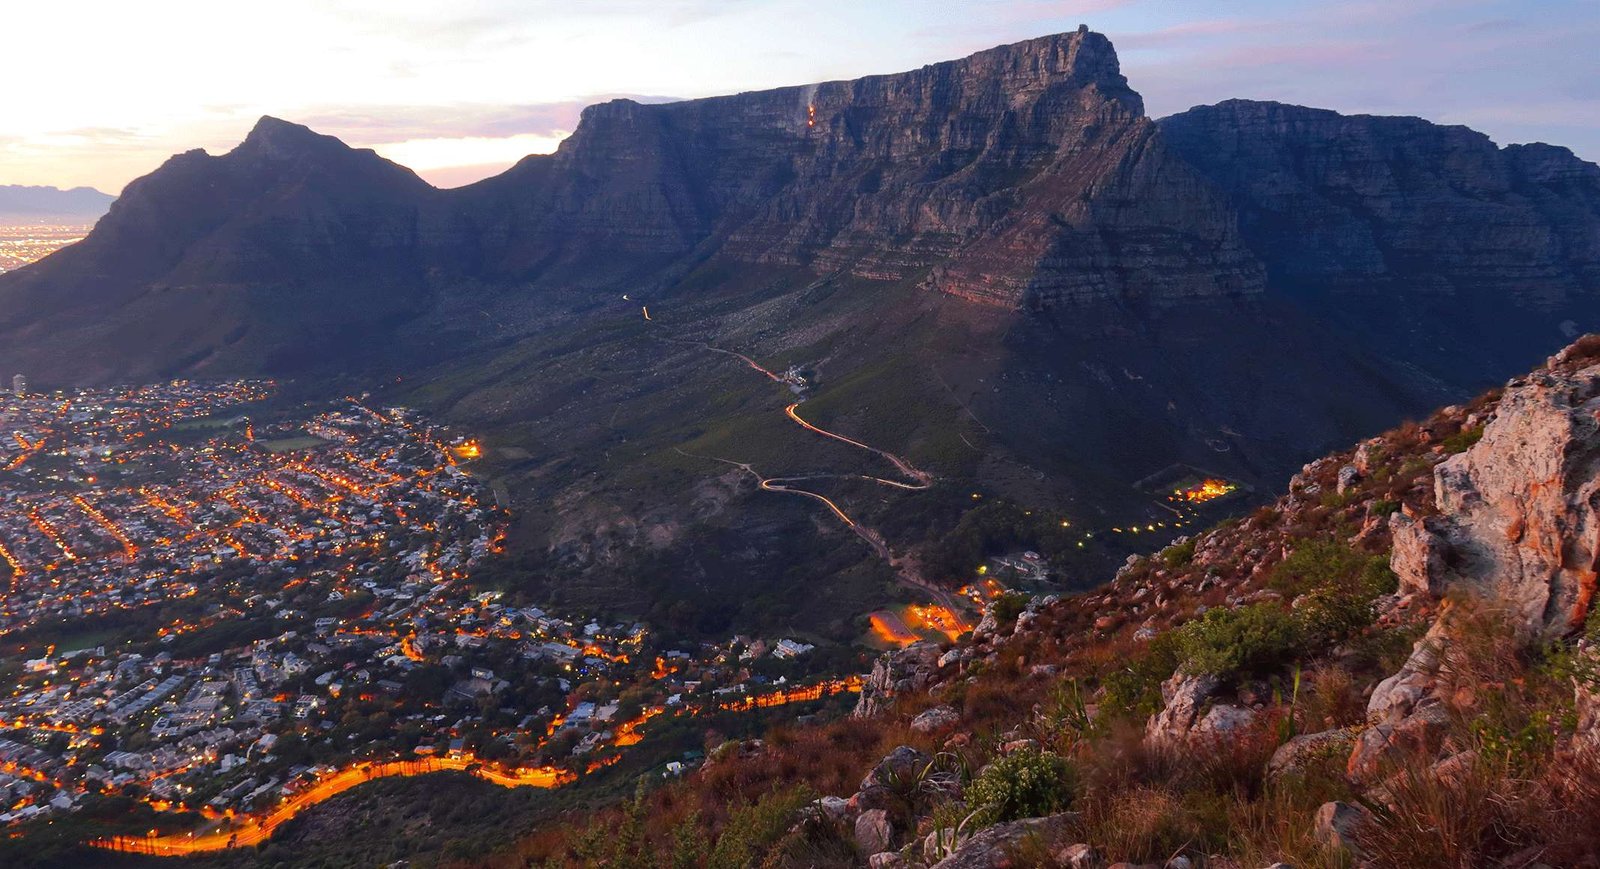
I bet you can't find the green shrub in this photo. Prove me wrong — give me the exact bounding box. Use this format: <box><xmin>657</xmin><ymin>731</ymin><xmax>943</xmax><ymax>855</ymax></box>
<box><xmin>670</xmin><ymin>810</ymin><xmax>710</xmax><ymax>869</ymax></box>
<box><xmin>1269</xmin><ymin>541</ymin><xmax>1393</xmax><ymax>599</ymax></box>
<box><xmin>1174</xmin><ymin>603</ymin><xmax>1303</xmax><ymax>678</ymax></box>
<box><xmin>991</xmin><ymin>592</ymin><xmax>1030</xmax><ymax>628</ymax></box>
<box><xmin>1441</xmin><ymin>425</ymin><xmax>1485</xmax><ymax>454</ymax></box>
<box><xmin>1369</xmin><ymin>499</ymin><xmax>1401</xmax><ymax>518</ymax></box>
<box><xmin>1294</xmin><ymin>587</ymin><xmax>1377</xmax><ymax>647</ymax></box>
<box><xmin>1162</xmin><ymin>538</ymin><xmax>1198</xmax><ymax>569</ymax></box>
<box><xmin>708</xmin><ymin>786</ymin><xmax>817</xmax><ymax>869</ymax></box>
<box><xmin>967</xmin><ymin>747</ymin><xmax>1076</xmax><ymax>823</ymax></box>
<box><xmin>1100</xmin><ymin>632</ymin><xmax>1182</xmax><ymax>719</ymax></box>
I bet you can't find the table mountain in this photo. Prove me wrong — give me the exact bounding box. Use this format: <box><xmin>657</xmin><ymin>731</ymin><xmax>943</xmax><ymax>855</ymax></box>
<box><xmin>444</xmin><ymin>28</ymin><xmax>1262</xmax><ymax>305</ymax></box>
<box><xmin>2</xmin><ymin>29</ymin><xmax>1596</xmax><ymax>388</ymax></box>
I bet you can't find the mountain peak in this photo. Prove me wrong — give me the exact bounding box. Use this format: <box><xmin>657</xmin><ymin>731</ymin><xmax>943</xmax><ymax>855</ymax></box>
<box><xmin>955</xmin><ymin>27</ymin><xmax>1140</xmax><ymax>114</ymax></box>
<box><xmin>236</xmin><ymin>115</ymin><xmax>343</xmax><ymax>159</ymax></box>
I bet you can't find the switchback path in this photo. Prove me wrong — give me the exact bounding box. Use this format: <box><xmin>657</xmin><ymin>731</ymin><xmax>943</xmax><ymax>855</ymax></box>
<box><xmin>783</xmin><ymin>402</ymin><xmax>931</xmax><ymax>487</ymax></box>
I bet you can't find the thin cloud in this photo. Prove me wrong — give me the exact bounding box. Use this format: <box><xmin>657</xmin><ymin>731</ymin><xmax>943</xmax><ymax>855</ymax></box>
<box><xmin>297</xmin><ymin>96</ymin><xmax>678</xmax><ymax>144</ymax></box>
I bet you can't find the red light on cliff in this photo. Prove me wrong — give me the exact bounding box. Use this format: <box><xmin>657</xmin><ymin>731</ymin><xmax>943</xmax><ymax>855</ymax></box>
<box><xmin>807</xmin><ymin>104</ymin><xmax>815</xmax><ymax>127</ymax></box>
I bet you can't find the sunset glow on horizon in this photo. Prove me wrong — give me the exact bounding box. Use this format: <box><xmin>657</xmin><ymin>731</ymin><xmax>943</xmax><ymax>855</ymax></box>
<box><xmin>1</xmin><ymin>0</ymin><xmax>1594</xmax><ymax>194</ymax></box>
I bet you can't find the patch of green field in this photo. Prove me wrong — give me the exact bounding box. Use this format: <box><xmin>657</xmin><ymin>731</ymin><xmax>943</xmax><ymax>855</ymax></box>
<box><xmin>171</xmin><ymin>415</ymin><xmax>245</xmax><ymax>431</ymax></box>
<box><xmin>43</xmin><ymin>626</ymin><xmax>130</xmax><ymax>653</ymax></box>
<box><xmin>259</xmin><ymin>436</ymin><xmax>328</xmax><ymax>452</ymax></box>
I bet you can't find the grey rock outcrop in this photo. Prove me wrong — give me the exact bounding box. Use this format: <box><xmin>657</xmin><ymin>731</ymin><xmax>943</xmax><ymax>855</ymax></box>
<box><xmin>855</xmin><ymin>643</ymin><xmax>942</xmax><ymax>718</ymax></box>
<box><xmin>929</xmin><ymin>812</ymin><xmax>1077</xmax><ymax>869</ymax></box>
<box><xmin>1387</xmin><ymin>350</ymin><xmax>1600</xmax><ymax>636</ymax></box>
<box><xmin>860</xmin><ymin>745</ymin><xmax>932</xmax><ymax>791</ymax></box>
<box><xmin>912</xmin><ymin>705</ymin><xmax>962</xmax><ymax>734</ymax></box>
<box><xmin>1146</xmin><ymin>672</ymin><xmax>1255</xmax><ymax>748</ymax></box>
<box><xmin>855</xmin><ymin>808</ymin><xmax>895</xmax><ymax>855</ymax></box>
<box><xmin>1267</xmin><ymin>728</ymin><xmax>1358</xmax><ymax>779</ymax></box>
<box><xmin>1348</xmin><ymin>617</ymin><xmax>1453</xmax><ymax>780</ymax></box>
<box><xmin>1146</xmin><ymin>672</ymin><xmax>1221</xmax><ymax>747</ymax></box>
<box><xmin>1388</xmin><ymin>510</ymin><xmax>1451</xmax><ymax>597</ymax></box>
<box><xmin>1313</xmin><ymin>801</ymin><xmax>1370</xmax><ymax>858</ymax></box>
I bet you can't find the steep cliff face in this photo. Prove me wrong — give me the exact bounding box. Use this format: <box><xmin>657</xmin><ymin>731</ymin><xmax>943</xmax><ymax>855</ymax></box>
<box><xmin>453</xmin><ymin>29</ymin><xmax>1263</xmax><ymax>305</ymax></box>
<box><xmin>705</xmin><ymin>30</ymin><xmax>1262</xmax><ymax>306</ymax></box>
<box><xmin>1160</xmin><ymin>99</ymin><xmax>1600</xmax><ymax>302</ymax></box>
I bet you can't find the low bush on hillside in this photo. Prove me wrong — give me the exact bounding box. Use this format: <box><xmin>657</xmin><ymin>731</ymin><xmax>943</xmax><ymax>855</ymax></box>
<box><xmin>1440</xmin><ymin>424</ymin><xmax>1485</xmax><ymax>454</ymax></box>
<box><xmin>1098</xmin><ymin>633</ymin><xmax>1182</xmax><ymax>719</ymax></box>
<box><xmin>1161</xmin><ymin>537</ymin><xmax>1197</xmax><ymax>569</ymax></box>
<box><xmin>1268</xmin><ymin>540</ymin><xmax>1394</xmax><ymax>600</ymax></box>
<box><xmin>1173</xmin><ymin>603</ymin><xmax>1303</xmax><ymax>679</ymax></box>
<box><xmin>966</xmin><ymin>747</ymin><xmax>1076</xmax><ymax>824</ymax></box>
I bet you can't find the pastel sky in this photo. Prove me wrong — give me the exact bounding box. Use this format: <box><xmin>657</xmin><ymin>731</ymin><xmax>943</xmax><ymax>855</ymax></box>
<box><xmin>3</xmin><ymin>0</ymin><xmax>1595</xmax><ymax>193</ymax></box>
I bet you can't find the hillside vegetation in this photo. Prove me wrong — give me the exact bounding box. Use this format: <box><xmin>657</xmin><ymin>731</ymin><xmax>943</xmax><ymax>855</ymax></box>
<box><xmin>490</xmin><ymin>337</ymin><xmax>1600</xmax><ymax>868</ymax></box>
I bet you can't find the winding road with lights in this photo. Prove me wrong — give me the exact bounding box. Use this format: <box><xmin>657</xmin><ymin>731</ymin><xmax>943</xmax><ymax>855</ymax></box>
<box><xmin>648</xmin><ymin>307</ymin><xmax>964</xmax><ymax>613</ymax></box>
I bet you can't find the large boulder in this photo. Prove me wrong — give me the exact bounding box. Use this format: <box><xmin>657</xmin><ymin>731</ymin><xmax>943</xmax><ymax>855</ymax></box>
<box><xmin>1146</xmin><ymin>672</ymin><xmax>1256</xmax><ymax>749</ymax></box>
<box><xmin>1408</xmin><ymin>352</ymin><xmax>1600</xmax><ymax>636</ymax></box>
<box><xmin>929</xmin><ymin>812</ymin><xmax>1078</xmax><ymax>869</ymax></box>
<box><xmin>814</xmin><ymin>795</ymin><xmax>849</xmax><ymax>819</ymax></box>
<box><xmin>1387</xmin><ymin>511</ymin><xmax>1450</xmax><ymax>597</ymax></box>
<box><xmin>912</xmin><ymin>705</ymin><xmax>962</xmax><ymax>734</ymax></box>
<box><xmin>1267</xmin><ymin>728</ymin><xmax>1359</xmax><ymax>779</ymax></box>
<box><xmin>1366</xmin><ymin>619</ymin><xmax>1450</xmax><ymax>726</ymax></box>
<box><xmin>861</xmin><ymin>745</ymin><xmax>932</xmax><ymax>791</ymax></box>
<box><xmin>1145</xmin><ymin>672</ymin><xmax>1220</xmax><ymax>747</ymax></box>
<box><xmin>1313</xmin><ymin>801</ymin><xmax>1371</xmax><ymax>858</ymax></box>
<box><xmin>855</xmin><ymin>642</ymin><xmax>943</xmax><ymax>718</ymax></box>
<box><xmin>1193</xmin><ymin>703</ymin><xmax>1256</xmax><ymax>738</ymax></box>
<box><xmin>856</xmin><ymin>808</ymin><xmax>895</xmax><ymax>855</ymax></box>
<box><xmin>1348</xmin><ymin>616</ymin><xmax>1455</xmax><ymax>781</ymax></box>
<box><xmin>1346</xmin><ymin>704</ymin><xmax>1451</xmax><ymax>781</ymax></box>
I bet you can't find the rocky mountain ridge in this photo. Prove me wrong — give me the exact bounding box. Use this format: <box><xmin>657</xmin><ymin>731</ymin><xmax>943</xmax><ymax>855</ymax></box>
<box><xmin>3</xmin><ymin>29</ymin><xmax>1597</xmax><ymax>388</ymax></box>
<box><xmin>1160</xmin><ymin>99</ymin><xmax>1600</xmax><ymax>303</ymax></box>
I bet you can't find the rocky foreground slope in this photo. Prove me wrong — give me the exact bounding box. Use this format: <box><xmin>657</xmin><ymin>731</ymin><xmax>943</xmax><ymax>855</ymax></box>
<box><xmin>513</xmin><ymin>337</ymin><xmax>1600</xmax><ymax>867</ymax></box>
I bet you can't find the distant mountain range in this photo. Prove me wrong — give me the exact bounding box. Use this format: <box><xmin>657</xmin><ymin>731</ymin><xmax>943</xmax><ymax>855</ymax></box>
<box><xmin>0</xmin><ymin>184</ymin><xmax>115</xmax><ymax>221</ymax></box>
<box><xmin>0</xmin><ymin>29</ymin><xmax>1597</xmax><ymax>625</ymax></box>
